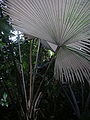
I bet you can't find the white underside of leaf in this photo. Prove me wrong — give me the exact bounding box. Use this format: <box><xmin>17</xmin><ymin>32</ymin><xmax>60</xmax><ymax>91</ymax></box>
<box><xmin>4</xmin><ymin>0</ymin><xmax>90</xmax><ymax>45</ymax></box>
<box><xmin>54</xmin><ymin>47</ymin><xmax>90</xmax><ymax>83</ymax></box>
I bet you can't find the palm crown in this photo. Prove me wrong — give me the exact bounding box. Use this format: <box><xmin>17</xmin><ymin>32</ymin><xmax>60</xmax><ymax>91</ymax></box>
<box><xmin>4</xmin><ymin>0</ymin><xmax>90</xmax><ymax>83</ymax></box>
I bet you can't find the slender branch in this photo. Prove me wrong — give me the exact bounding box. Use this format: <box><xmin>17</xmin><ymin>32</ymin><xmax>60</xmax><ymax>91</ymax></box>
<box><xmin>29</xmin><ymin>40</ymin><xmax>33</xmax><ymax>109</ymax></box>
<box><xmin>17</xmin><ymin>32</ymin><xmax>28</xmax><ymax>120</ymax></box>
<box><xmin>34</xmin><ymin>39</ymin><xmax>41</xmax><ymax>74</ymax></box>
<box><xmin>32</xmin><ymin>39</ymin><xmax>41</xmax><ymax>100</ymax></box>
<box><xmin>33</xmin><ymin>92</ymin><xmax>43</xmax><ymax>119</ymax></box>
<box><xmin>18</xmin><ymin>33</ymin><xmax>27</xmax><ymax>101</ymax></box>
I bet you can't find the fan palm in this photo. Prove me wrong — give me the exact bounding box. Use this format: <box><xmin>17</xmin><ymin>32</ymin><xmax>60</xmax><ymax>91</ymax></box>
<box><xmin>4</xmin><ymin>0</ymin><xmax>90</xmax><ymax>83</ymax></box>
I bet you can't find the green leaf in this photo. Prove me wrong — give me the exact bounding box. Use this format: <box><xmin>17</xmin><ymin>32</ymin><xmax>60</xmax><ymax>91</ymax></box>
<box><xmin>3</xmin><ymin>92</ymin><xmax>8</xmax><ymax>100</ymax></box>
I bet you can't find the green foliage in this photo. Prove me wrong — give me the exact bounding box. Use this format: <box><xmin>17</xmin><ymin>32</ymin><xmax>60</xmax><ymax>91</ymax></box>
<box><xmin>0</xmin><ymin>92</ymin><xmax>8</xmax><ymax>107</ymax></box>
<box><xmin>0</xmin><ymin>17</ymin><xmax>14</xmax><ymax>43</ymax></box>
<box><xmin>0</xmin><ymin>17</ymin><xmax>12</xmax><ymax>34</ymax></box>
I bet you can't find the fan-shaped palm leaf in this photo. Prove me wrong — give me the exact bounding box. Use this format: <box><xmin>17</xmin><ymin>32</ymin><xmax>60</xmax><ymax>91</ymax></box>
<box><xmin>4</xmin><ymin>0</ymin><xmax>90</xmax><ymax>83</ymax></box>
